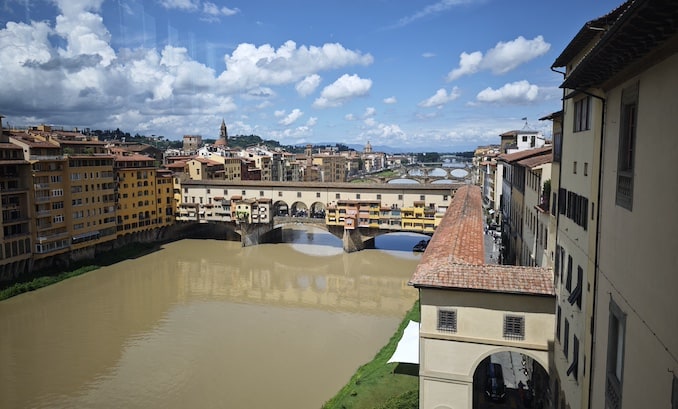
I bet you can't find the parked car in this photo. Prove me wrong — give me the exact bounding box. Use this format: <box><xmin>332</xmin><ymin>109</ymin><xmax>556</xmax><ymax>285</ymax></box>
<box><xmin>485</xmin><ymin>362</ymin><xmax>506</xmax><ymax>402</ymax></box>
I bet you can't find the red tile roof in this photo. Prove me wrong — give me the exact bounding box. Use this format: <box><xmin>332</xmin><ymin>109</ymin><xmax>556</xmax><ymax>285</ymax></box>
<box><xmin>409</xmin><ymin>184</ymin><xmax>554</xmax><ymax>296</ymax></box>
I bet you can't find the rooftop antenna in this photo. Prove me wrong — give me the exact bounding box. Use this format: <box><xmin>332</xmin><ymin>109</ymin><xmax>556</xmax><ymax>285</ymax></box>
<box><xmin>521</xmin><ymin>117</ymin><xmax>529</xmax><ymax>129</ymax></box>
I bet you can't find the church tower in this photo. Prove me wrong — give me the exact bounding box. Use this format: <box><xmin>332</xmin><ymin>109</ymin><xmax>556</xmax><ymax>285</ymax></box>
<box><xmin>218</xmin><ymin>119</ymin><xmax>228</xmax><ymax>147</ymax></box>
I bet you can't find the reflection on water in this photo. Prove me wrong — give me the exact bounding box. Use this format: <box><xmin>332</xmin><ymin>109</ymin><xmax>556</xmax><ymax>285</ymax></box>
<box><xmin>0</xmin><ymin>227</ymin><xmax>420</xmax><ymax>409</ymax></box>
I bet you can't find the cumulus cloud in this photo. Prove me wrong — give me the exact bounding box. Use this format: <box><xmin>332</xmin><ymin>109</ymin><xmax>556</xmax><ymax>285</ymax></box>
<box><xmin>363</xmin><ymin>107</ymin><xmax>376</xmax><ymax>118</ymax></box>
<box><xmin>218</xmin><ymin>41</ymin><xmax>373</xmax><ymax>93</ymax></box>
<box><xmin>158</xmin><ymin>0</ymin><xmax>199</xmax><ymax>11</ymax></box>
<box><xmin>0</xmin><ymin>0</ymin><xmax>373</xmax><ymax>140</ymax></box>
<box><xmin>383</xmin><ymin>96</ymin><xmax>397</xmax><ymax>104</ymax></box>
<box><xmin>345</xmin><ymin>113</ymin><xmax>356</xmax><ymax>121</ymax></box>
<box><xmin>279</xmin><ymin>108</ymin><xmax>304</xmax><ymax>125</ymax></box>
<box><xmin>363</xmin><ymin>123</ymin><xmax>407</xmax><ymax>142</ymax></box>
<box><xmin>202</xmin><ymin>2</ymin><xmax>239</xmax><ymax>17</ymax></box>
<box><xmin>295</xmin><ymin>74</ymin><xmax>321</xmax><ymax>97</ymax></box>
<box><xmin>313</xmin><ymin>74</ymin><xmax>372</xmax><ymax>108</ymax></box>
<box><xmin>419</xmin><ymin>87</ymin><xmax>461</xmax><ymax>108</ymax></box>
<box><xmin>447</xmin><ymin>35</ymin><xmax>550</xmax><ymax>81</ymax></box>
<box><xmin>476</xmin><ymin>80</ymin><xmax>539</xmax><ymax>103</ymax></box>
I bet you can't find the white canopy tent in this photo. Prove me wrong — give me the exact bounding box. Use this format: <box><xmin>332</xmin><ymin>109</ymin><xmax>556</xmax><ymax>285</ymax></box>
<box><xmin>387</xmin><ymin>320</ymin><xmax>420</xmax><ymax>365</ymax></box>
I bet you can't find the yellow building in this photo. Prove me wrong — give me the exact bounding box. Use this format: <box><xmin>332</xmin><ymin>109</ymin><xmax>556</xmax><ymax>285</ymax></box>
<box><xmin>65</xmin><ymin>153</ymin><xmax>117</xmax><ymax>251</ymax></box>
<box><xmin>0</xmin><ymin>126</ymin><xmax>32</xmax><ymax>279</ymax></box>
<box><xmin>155</xmin><ymin>169</ymin><xmax>175</xmax><ymax>227</ymax></box>
<box><xmin>114</xmin><ymin>153</ymin><xmax>162</xmax><ymax>234</ymax></box>
<box><xmin>312</xmin><ymin>154</ymin><xmax>346</xmax><ymax>182</ymax></box>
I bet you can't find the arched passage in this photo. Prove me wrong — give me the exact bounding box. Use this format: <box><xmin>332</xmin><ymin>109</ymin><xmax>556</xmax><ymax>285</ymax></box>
<box><xmin>273</xmin><ymin>200</ymin><xmax>289</xmax><ymax>216</ymax></box>
<box><xmin>471</xmin><ymin>349</ymin><xmax>549</xmax><ymax>409</ymax></box>
<box><xmin>309</xmin><ymin>201</ymin><xmax>326</xmax><ymax>218</ymax></box>
<box><xmin>290</xmin><ymin>201</ymin><xmax>308</xmax><ymax>217</ymax></box>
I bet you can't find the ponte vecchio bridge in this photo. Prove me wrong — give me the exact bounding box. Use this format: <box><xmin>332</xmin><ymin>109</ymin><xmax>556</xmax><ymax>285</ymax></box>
<box><xmin>177</xmin><ymin>180</ymin><xmax>463</xmax><ymax>252</ymax></box>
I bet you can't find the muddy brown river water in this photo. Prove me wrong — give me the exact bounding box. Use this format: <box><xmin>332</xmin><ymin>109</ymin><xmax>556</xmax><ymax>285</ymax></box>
<box><xmin>0</xmin><ymin>227</ymin><xmax>421</xmax><ymax>409</ymax></box>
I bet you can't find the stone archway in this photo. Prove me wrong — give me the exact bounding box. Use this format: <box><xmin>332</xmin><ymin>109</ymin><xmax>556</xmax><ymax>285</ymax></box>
<box><xmin>290</xmin><ymin>201</ymin><xmax>308</xmax><ymax>217</ymax></box>
<box><xmin>273</xmin><ymin>200</ymin><xmax>289</xmax><ymax>216</ymax></box>
<box><xmin>471</xmin><ymin>349</ymin><xmax>549</xmax><ymax>409</ymax></box>
<box><xmin>309</xmin><ymin>201</ymin><xmax>326</xmax><ymax>219</ymax></box>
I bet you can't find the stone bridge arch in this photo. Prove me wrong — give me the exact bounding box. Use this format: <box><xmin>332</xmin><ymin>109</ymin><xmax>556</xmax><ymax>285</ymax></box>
<box><xmin>273</xmin><ymin>200</ymin><xmax>289</xmax><ymax>216</ymax></box>
<box><xmin>290</xmin><ymin>201</ymin><xmax>308</xmax><ymax>217</ymax></box>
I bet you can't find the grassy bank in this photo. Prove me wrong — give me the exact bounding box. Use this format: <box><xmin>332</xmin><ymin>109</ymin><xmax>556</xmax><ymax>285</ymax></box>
<box><xmin>322</xmin><ymin>300</ymin><xmax>420</xmax><ymax>409</ymax></box>
<box><xmin>0</xmin><ymin>242</ymin><xmax>159</xmax><ymax>302</ymax></box>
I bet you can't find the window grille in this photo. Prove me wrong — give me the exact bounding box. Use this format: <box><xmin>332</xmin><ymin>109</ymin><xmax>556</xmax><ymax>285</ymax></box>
<box><xmin>437</xmin><ymin>309</ymin><xmax>457</xmax><ymax>333</ymax></box>
<box><xmin>503</xmin><ymin>315</ymin><xmax>524</xmax><ymax>340</ymax></box>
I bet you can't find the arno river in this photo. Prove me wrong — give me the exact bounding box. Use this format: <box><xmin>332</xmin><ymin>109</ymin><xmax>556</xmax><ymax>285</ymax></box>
<box><xmin>0</xmin><ymin>227</ymin><xmax>421</xmax><ymax>409</ymax></box>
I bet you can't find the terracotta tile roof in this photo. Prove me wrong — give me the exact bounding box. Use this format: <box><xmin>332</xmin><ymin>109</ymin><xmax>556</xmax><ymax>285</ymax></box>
<box><xmin>497</xmin><ymin>146</ymin><xmax>552</xmax><ymax>163</ymax></box>
<box><xmin>409</xmin><ymin>184</ymin><xmax>555</xmax><ymax>296</ymax></box>
<box><xmin>517</xmin><ymin>149</ymin><xmax>553</xmax><ymax>168</ymax></box>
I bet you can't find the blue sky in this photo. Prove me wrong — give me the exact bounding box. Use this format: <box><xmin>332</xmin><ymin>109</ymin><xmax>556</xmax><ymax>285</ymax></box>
<box><xmin>0</xmin><ymin>0</ymin><xmax>622</xmax><ymax>152</ymax></box>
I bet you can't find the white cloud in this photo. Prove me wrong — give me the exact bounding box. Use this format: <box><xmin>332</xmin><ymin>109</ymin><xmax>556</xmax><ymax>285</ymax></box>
<box><xmin>363</xmin><ymin>123</ymin><xmax>406</xmax><ymax>142</ymax></box>
<box><xmin>312</xmin><ymin>74</ymin><xmax>372</xmax><ymax>108</ymax></box>
<box><xmin>345</xmin><ymin>113</ymin><xmax>356</xmax><ymax>121</ymax></box>
<box><xmin>392</xmin><ymin>0</ymin><xmax>476</xmax><ymax>28</ymax></box>
<box><xmin>218</xmin><ymin>41</ymin><xmax>373</xmax><ymax>93</ymax></box>
<box><xmin>447</xmin><ymin>35</ymin><xmax>550</xmax><ymax>81</ymax></box>
<box><xmin>476</xmin><ymin>80</ymin><xmax>539</xmax><ymax>103</ymax></box>
<box><xmin>422</xmin><ymin>52</ymin><xmax>436</xmax><ymax>58</ymax></box>
<box><xmin>295</xmin><ymin>74</ymin><xmax>321</xmax><ymax>97</ymax></box>
<box><xmin>363</xmin><ymin>107</ymin><xmax>376</xmax><ymax>118</ymax></box>
<box><xmin>364</xmin><ymin>117</ymin><xmax>377</xmax><ymax>127</ymax></box>
<box><xmin>158</xmin><ymin>0</ymin><xmax>199</xmax><ymax>11</ymax></box>
<box><xmin>202</xmin><ymin>2</ymin><xmax>239</xmax><ymax>17</ymax></box>
<box><xmin>274</xmin><ymin>110</ymin><xmax>285</xmax><ymax>117</ymax></box>
<box><xmin>306</xmin><ymin>117</ymin><xmax>318</xmax><ymax>126</ymax></box>
<box><xmin>383</xmin><ymin>96</ymin><xmax>397</xmax><ymax>104</ymax></box>
<box><xmin>419</xmin><ymin>86</ymin><xmax>461</xmax><ymax>108</ymax></box>
<box><xmin>446</xmin><ymin>51</ymin><xmax>482</xmax><ymax>82</ymax></box>
<box><xmin>279</xmin><ymin>108</ymin><xmax>304</xmax><ymax>125</ymax></box>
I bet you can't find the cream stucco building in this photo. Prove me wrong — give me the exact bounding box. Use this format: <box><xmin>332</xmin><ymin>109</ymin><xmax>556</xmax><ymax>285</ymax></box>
<box><xmin>550</xmin><ymin>1</ymin><xmax>678</xmax><ymax>408</ymax></box>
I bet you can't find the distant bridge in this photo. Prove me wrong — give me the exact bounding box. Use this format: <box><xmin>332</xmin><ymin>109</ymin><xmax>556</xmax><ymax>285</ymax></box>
<box><xmin>177</xmin><ymin>180</ymin><xmax>462</xmax><ymax>252</ymax></box>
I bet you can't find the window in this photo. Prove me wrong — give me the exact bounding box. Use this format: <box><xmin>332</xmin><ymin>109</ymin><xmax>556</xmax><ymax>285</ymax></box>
<box><xmin>503</xmin><ymin>315</ymin><xmax>524</xmax><ymax>340</ymax></box>
<box><xmin>564</xmin><ymin>319</ymin><xmax>570</xmax><ymax>357</ymax></box>
<box><xmin>555</xmin><ymin>245</ymin><xmax>561</xmax><ymax>282</ymax></box>
<box><xmin>616</xmin><ymin>82</ymin><xmax>638</xmax><ymax>210</ymax></box>
<box><xmin>316</xmin><ymin>192</ymin><xmax>321</xmax><ymax>198</ymax></box>
<box><xmin>241</xmin><ymin>190</ymin><xmax>246</xmax><ymax>195</ymax></box>
<box><xmin>376</xmin><ymin>194</ymin><xmax>381</xmax><ymax>200</ymax></box>
<box><xmin>606</xmin><ymin>299</ymin><xmax>626</xmax><ymax>409</ymax></box>
<box><xmin>556</xmin><ymin>305</ymin><xmax>562</xmax><ymax>341</ymax></box>
<box><xmin>356</xmin><ymin>193</ymin><xmax>361</xmax><ymax>199</ymax></box>
<box><xmin>336</xmin><ymin>193</ymin><xmax>340</xmax><ymax>199</ymax></box>
<box><xmin>568</xmin><ymin>266</ymin><xmax>583</xmax><ymax>308</ymax></box>
<box><xmin>437</xmin><ymin>309</ymin><xmax>457</xmax><ymax>333</ymax></box>
<box><xmin>260</xmin><ymin>191</ymin><xmax>264</xmax><ymax>196</ymax></box>
<box><xmin>567</xmin><ymin>335</ymin><xmax>579</xmax><ymax>381</ymax></box>
<box><xmin>584</xmin><ymin>162</ymin><xmax>588</xmax><ymax>176</ymax></box>
<box><xmin>573</xmin><ymin>161</ymin><xmax>577</xmax><ymax>174</ymax></box>
<box><xmin>297</xmin><ymin>192</ymin><xmax>302</xmax><ymax>198</ymax></box>
<box><xmin>566</xmin><ymin>255</ymin><xmax>573</xmax><ymax>291</ymax></box>
<box><xmin>420</xmin><ymin>195</ymin><xmax>425</xmax><ymax>200</ymax></box>
<box><xmin>278</xmin><ymin>191</ymin><xmax>283</xmax><ymax>197</ymax></box>
<box><xmin>574</xmin><ymin>95</ymin><xmax>591</xmax><ymax>132</ymax></box>
<box><xmin>398</xmin><ymin>194</ymin><xmax>403</xmax><ymax>200</ymax></box>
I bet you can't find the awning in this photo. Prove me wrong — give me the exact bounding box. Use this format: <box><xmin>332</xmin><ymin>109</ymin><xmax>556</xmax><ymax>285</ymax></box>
<box><xmin>387</xmin><ymin>320</ymin><xmax>419</xmax><ymax>364</ymax></box>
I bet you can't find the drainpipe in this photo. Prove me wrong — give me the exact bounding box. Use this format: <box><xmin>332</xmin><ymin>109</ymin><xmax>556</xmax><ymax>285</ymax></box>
<box><xmin>578</xmin><ymin>89</ymin><xmax>606</xmax><ymax>409</ymax></box>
